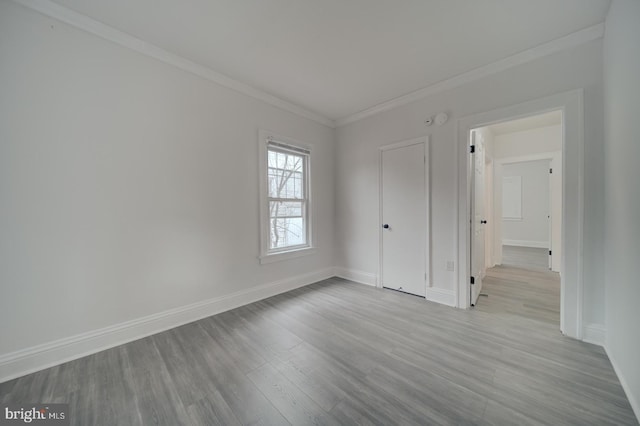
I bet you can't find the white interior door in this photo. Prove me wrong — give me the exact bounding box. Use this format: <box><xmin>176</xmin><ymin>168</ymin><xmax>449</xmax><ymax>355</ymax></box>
<box><xmin>471</xmin><ymin>132</ymin><xmax>486</xmax><ymax>306</ymax></box>
<box><xmin>484</xmin><ymin>159</ymin><xmax>494</xmax><ymax>269</ymax></box>
<box><xmin>381</xmin><ymin>142</ymin><xmax>426</xmax><ymax>297</ymax></box>
<box><xmin>548</xmin><ymin>161</ymin><xmax>553</xmax><ymax>269</ymax></box>
<box><xmin>550</xmin><ymin>155</ymin><xmax>562</xmax><ymax>272</ymax></box>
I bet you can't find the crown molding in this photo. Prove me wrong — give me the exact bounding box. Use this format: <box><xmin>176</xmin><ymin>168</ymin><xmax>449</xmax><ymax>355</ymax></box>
<box><xmin>335</xmin><ymin>23</ymin><xmax>605</xmax><ymax>127</ymax></box>
<box><xmin>11</xmin><ymin>0</ymin><xmax>335</xmax><ymax>128</ymax></box>
<box><xmin>12</xmin><ymin>0</ymin><xmax>605</xmax><ymax>130</ymax></box>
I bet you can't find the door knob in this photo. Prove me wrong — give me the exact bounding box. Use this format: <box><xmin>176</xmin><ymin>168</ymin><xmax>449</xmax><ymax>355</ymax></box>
<box><xmin>481</xmin><ymin>220</ymin><xmax>487</xmax><ymax>224</ymax></box>
<box><xmin>382</xmin><ymin>224</ymin><xmax>390</xmax><ymax>229</ymax></box>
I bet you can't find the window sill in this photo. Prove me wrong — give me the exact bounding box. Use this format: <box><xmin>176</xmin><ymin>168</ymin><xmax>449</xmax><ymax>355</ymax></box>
<box><xmin>259</xmin><ymin>247</ymin><xmax>317</xmax><ymax>265</ymax></box>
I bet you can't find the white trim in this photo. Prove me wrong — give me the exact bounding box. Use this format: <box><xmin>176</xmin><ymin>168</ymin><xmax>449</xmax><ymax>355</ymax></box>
<box><xmin>0</xmin><ymin>267</ymin><xmax>334</xmax><ymax>383</ymax></box>
<box><xmin>378</xmin><ymin>136</ymin><xmax>431</xmax><ymax>295</ymax></box>
<box><xmin>259</xmin><ymin>247</ymin><xmax>317</xmax><ymax>264</ymax></box>
<box><xmin>11</xmin><ymin>0</ymin><xmax>604</xmax><ymax>130</ymax></box>
<box><xmin>334</xmin><ymin>267</ymin><xmax>378</xmax><ymax>287</ymax></box>
<box><xmin>10</xmin><ymin>0</ymin><xmax>334</xmax><ymax>128</ymax></box>
<box><xmin>335</xmin><ymin>267</ymin><xmax>457</xmax><ymax>310</ymax></box>
<box><xmin>258</xmin><ymin>130</ymin><xmax>314</xmax><ymax>264</ymax></box>
<box><xmin>502</xmin><ymin>240</ymin><xmax>549</xmax><ymax>249</ymax></box>
<box><xmin>426</xmin><ymin>287</ymin><xmax>457</xmax><ymax>307</ymax></box>
<box><xmin>335</xmin><ymin>24</ymin><xmax>603</xmax><ymax>127</ymax></box>
<box><xmin>456</xmin><ymin>90</ymin><xmax>584</xmax><ymax>341</ymax></box>
<box><xmin>12</xmin><ymin>0</ymin><xmax>603</xmax><ymax>131</ymax></box>
<box><xmin>379</xmin><ymin>137</ymin><xmax>427</xmax><ymax>152</ymax></box>
<box><xmin>605</xmin><ymin>346</ymin><xmax>640</xmax><ymax>423</ymax></box>
<box><xmin>582</xmin><ymin>323</ymin><xmax>606</xmax><ymax>347</ymax></box>
<box><xmin>494</xmin><ymin>151</ymin><xmax>562</xmax><ymax>165</ymax></box>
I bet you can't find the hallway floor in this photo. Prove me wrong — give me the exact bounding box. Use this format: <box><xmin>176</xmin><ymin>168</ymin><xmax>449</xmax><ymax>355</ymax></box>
<box><xmin>501</xmin><ymin>245</ymin><xmax>550</xmax><ymax>271</ymax></box>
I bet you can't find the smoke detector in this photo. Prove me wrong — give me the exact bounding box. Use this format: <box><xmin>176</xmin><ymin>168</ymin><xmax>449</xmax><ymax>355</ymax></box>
<box><xmin>435</xmin><ymin>112</ymin><xmax>448</xmax><ymax>126</ymax></box>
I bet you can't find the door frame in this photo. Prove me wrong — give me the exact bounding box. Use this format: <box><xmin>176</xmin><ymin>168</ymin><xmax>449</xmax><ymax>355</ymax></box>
<box><xmin>456</xmin><ymin>89</ymin><xmax>584</xmax><ymax>340</ymax></box>
<box><xmin>378</xmin><ymin>136</ymin><xmax>431</xmax><ymax>295</ymax></box>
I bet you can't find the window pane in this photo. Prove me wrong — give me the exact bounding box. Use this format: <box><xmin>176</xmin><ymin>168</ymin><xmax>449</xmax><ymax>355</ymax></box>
<box><xmin>270</xmin><ymin>217</ymin><xmax>306</xmax><ymax>249</ymax></box>
<box><xmin>268</xmin><ymin>150</ymin><xmax>304</xmax><ymax>199</ymax></box>
<box><xmin>269</xmin><ymin>201</ymin><xmax>302</xmax><ymax>217</ymax></box>
<box><xmin>269</xmin><ymin>200</ymin><xmax>305</xmax><ymax>249</ymax></box>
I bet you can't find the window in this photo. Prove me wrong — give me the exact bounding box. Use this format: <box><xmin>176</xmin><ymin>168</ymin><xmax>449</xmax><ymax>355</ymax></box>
<box><xmin>502</xmin><ymin>175</ymin><xmax>523</xmax><ymax>220</ymax></box>
<box><xmin>259</xmin><ymin>131</ymin><xmax>314</xmax><ymax>263</ymax></box>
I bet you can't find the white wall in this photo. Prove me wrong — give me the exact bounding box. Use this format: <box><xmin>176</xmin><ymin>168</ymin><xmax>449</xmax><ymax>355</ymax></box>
<box><xmin>501</xmin><ymin>160</ymin><xmax>550</xmax><ymax>247</ymax></box>
<box><xmin>0</xmin><ymin>2</ymin><xmax>334</xmax><ymax>359</ymax></box>
<box><xmin>493</xmin><ymin>125</ymin><xmax>562</xmax><ymax>158</ymax></box>
<box><xmin>336</xmin><ymin>39</ymin><xmax>605</xmax><ymax>326</ymax></box>
<box><xmin>603</xmin><ymin>0</ymin><xmax>640</xmax><ymax>418</ymax></box>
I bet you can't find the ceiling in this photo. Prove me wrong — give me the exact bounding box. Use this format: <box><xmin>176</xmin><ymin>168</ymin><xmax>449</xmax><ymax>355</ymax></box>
<box><xmin>50</xmin><ymin>0</ymin><xmax>610</xmax><ymax>122</ymax></box>
<box><xmin>488</xmin><ymin>110</ymin><xmax>563</xmax><ymax>135</ymax></box>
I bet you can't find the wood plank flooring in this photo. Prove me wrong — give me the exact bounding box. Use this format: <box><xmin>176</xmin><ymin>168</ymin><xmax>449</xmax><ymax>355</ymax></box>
<box><xmin>1</xmin><ymin>269</ymin><xmax>637</xmax><ymax>425</ymax></box>
<box><xmin>501</xmin><ymin>245</ymin><xmax>550</xmax><ymax>271</ymax></box>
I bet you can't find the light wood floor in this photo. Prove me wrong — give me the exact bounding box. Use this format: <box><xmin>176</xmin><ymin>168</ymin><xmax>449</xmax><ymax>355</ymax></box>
<box><xmin>1</xmin><ymin>269</ymin><xmax>637</xmax><ymax>425</ymax></box>
<box><xmin>501</xmin><ymin>245</ymin><xmax>550</xmax><ymax>271</ymax></box>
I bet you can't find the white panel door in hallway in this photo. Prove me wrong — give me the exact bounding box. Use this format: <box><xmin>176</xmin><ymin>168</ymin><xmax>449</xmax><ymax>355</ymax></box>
<box><xmin>471</xmin><ymin>131</ymin><xmax>486</xmax><ymax>306</ymax></box>
<box><xmin>381</xmin><ymin>139</ymin><xmax>427</xmax><ymax>297</ymax></box>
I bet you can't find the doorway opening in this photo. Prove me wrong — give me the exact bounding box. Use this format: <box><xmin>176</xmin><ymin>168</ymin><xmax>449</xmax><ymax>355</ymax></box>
<box><xmin>468</xmin><ymin>110</ymin><xmax>563</xmax><ymax>326</ymax></box>
<box><xmin>457</xmin><ymin>90</ymin><xmax>584</xmax><ymax>339</ymax></box>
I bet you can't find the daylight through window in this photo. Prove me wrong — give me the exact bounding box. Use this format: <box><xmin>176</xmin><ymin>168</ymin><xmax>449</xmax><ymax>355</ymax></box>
<box><xmin>266</xmin><ymin>143</ymin><xmax>309</xmax><ymax>251</ymax></box>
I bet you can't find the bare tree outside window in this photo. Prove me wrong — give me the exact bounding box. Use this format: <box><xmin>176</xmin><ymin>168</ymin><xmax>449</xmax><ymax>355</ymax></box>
<box><xmin>267</xmin><ymin>149</ymin><xmax>307</xmax><ymax>249</ymax></box>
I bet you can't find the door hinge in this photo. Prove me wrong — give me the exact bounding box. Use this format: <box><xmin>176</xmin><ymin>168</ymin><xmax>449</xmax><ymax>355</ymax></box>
<box><xmin>550</xmin><ymin>168</ymin><xmax>553</xmax><ymax>174</ymax></box>
<box><xmin>470</xmin><ymin>145</ymin><xmax>476</xmax><ymax>153</ymax></box>
<box><xmin>470</xmin><ymin>276</ymin><xmax>475</xmax><ymax>284</ymax></box>
<box><xmin>549</xmin><ymin>250</ymin><xmax>552</xmax><ymax>256</ymax></box>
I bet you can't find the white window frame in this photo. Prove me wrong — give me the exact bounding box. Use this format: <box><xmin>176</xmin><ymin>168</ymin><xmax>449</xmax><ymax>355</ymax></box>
<box><xmin>258</xmin><ymin>130</ymin><xmax>315</xmax><ymax>264</ymax></box>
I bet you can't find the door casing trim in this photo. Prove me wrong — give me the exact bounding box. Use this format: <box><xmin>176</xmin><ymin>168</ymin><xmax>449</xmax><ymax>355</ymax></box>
<box><xmin>456</xmin><ymin>89</ymin><xmax>584</xmax><ymax>339</ymax></box>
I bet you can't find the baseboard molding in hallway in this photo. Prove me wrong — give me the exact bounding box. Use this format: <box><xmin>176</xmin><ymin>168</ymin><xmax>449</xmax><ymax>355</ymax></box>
<box><xmin>606</xmin><ymin>346</ymin><xmax>640</xmax><ymax>422</ymax></box>
<box><xmin>583</xmin><ymin>323</ymin><xmax>607</xmax><ymax>346</ymax></box>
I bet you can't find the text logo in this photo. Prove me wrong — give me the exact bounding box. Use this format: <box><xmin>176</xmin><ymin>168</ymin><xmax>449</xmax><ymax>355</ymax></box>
<box><xmin>1</xmin><ymin>404</ymin><xmax>68</xmax><ymax>426</ymax></box>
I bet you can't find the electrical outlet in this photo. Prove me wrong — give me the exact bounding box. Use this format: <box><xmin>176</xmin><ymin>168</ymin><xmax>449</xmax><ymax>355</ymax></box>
<box><xmin>446</xmin><ymin>261</ymin><xmax>455</xmax><ymax>272</ymax></box>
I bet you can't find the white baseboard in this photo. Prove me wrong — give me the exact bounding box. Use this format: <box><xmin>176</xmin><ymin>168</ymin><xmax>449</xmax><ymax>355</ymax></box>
<box><xmin>502</xmin><ymin>239</ymin><xmax>549</xmax><ymax>249</ymax></box>
<box><xmin>582</xmin><ymin>323</ymin><xmax>606</xmax><ymax>346</ymax></box>
<box><xmin>586</xmin><ymin>326</ymin><xmax>639</xmax><ymax>423</ymax></box>
<box><xmin>605</xmin><ymin>346</ymin><xmax>640</xmax><ymax>423</ymax></box>
<box><xmin>335</xmin><ymin>268</ymin><xmax>457</xmax><ymax>308</ymax></box>
<box><xmin>334</xmin><ymin>267</ymin><xmax>378</xmax><ymax>287</ymax></box>
<box><xmin>0</xmin><ymin>267</ymin><xmax>334</xmax><ymax>383</ymax></box>
<box><xmin>426</xmin><ymin>287</ymin><xmax>457</xmax><ymax>307</ymax></box>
